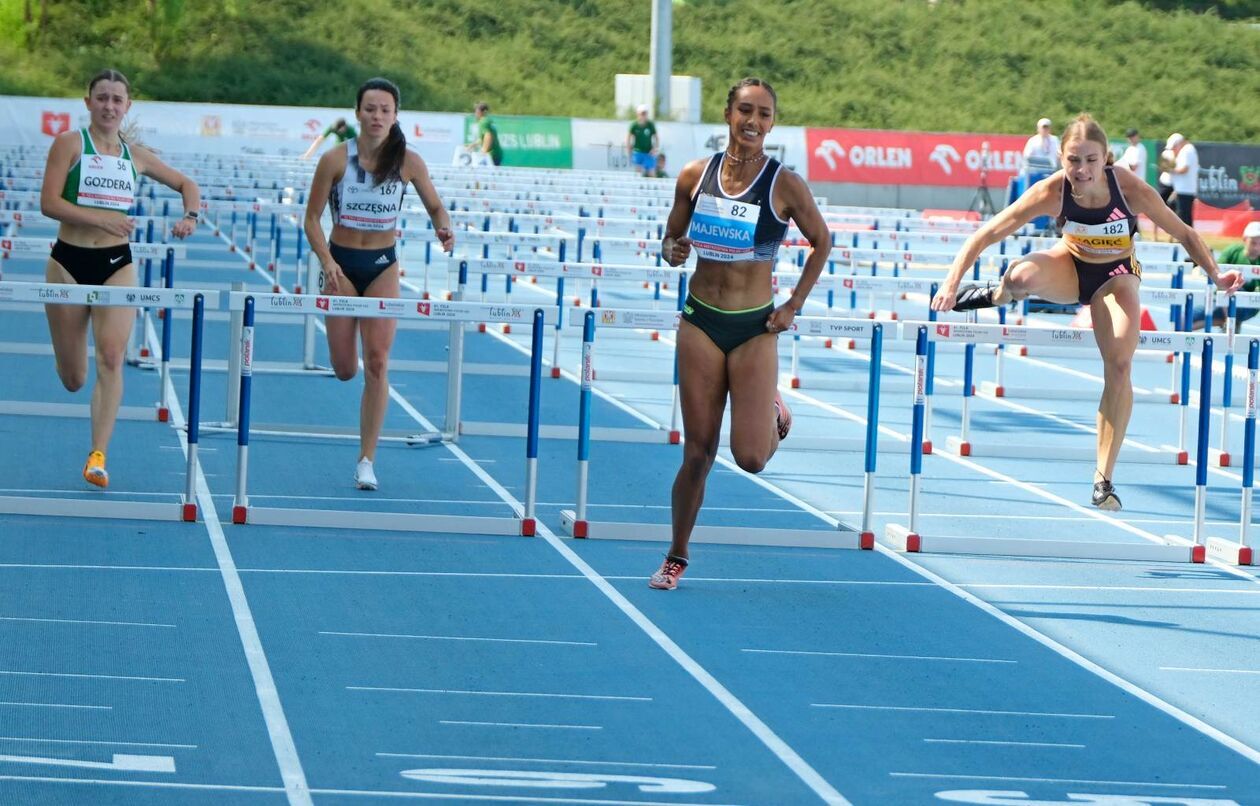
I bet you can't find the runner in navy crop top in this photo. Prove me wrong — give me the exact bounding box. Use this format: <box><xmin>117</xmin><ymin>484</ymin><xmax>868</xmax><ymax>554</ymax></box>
<box><xmin>929</xmin><ymin>114</ymin><xmax>1241</xmax><ymax>514</ymax></box>
<box><xmin>646</xmin><ymin>77</ymin><xmax>832</xmax><ymax>591</ymax></box>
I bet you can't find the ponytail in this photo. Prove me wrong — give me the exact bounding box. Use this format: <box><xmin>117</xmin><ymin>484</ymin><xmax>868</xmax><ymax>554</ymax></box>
<box><xmin>375</xmin><ymin>122</ymin><xmax>406</xmax><ymax>186</ymax></box>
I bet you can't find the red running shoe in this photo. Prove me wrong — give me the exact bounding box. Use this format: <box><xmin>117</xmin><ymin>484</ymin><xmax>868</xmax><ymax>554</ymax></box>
<box><xmin>774</xmin><ymin>391</ymin><xmax>792</xmax><ymax>440</ymax></box>
<box><xmin>648</xmin><ymin>555</ymin><xmax>688</xmax><ymax>590</ymax></box>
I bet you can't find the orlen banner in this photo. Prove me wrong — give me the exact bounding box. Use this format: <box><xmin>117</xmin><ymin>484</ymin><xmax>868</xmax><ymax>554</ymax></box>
<box><xmin>807</xmin><ymin>127</ymin><xmax>1028</xmax><ymax>187</ymax></box>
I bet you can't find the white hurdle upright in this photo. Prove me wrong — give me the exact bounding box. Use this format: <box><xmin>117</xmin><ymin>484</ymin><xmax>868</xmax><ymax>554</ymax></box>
<box><xmin>1206</xmin><ymin>337</ymin><xmax>1258</xmax><ymax>566</ymax></box>
<box><xmin>930</xmin><ymin>320</ymin><xmax>1208</xmax><ymax>465</ymax></box>
<box><xmin>559</xmin><ymin>307</ymin><xmax>879</xmax><ymax>549</ymax></box>
<box><xmin>0</xmin><ymin>281</ymin><xmax>214</xmax><ymax>523</ymax></box>
<box><xmin>885</xmin><ymin>324</ymin><xmax>1215</xmax><ymax>563</ymax></box>
<box><xmin>226</xmin><ymin>291</ymin><xmax>552</xmax><ymax>536</ymax></box>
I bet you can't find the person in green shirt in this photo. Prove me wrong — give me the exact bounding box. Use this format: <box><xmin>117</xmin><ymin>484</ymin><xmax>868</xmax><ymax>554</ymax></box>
<box><xmin>1196</xmin><ymin>221</ymin><xmax>1260</xmax><ymax>330</ymax></box>
<box><xmin>302</xmin><ymin>118</ymin><xmax>357</xmax><ymax>160</ymax></box>
<box><xmin>650</xmin><ymin>152</ymin><xmax>668</xmax><ymax>179</ymax></box>
<box><xmin>626</xmin><ymin>104</ymin><xmax>659</xmax><ymax>175</ymax></box>
<box><xmin>471</xmin><ymin>102</ymin><xmax>503</xmax><ymax>166</ymax></box>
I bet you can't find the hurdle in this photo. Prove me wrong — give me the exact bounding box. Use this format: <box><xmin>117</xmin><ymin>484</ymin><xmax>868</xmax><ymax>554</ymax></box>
<box><xmin>929</xmin><ymin>319</ymin><xmax>1207</xmax><ymax>464</ymax></box>
<box><xmin>559</xmin><ymin>308</ymin><xmax>879</xmax><ymax>549</ymax></box>
<box><xmin>0</xmin><ymin>281</ymin><xmax>212</xmax><ymax>523</ymax></box>
<box><xmin>1206</xmin><ymin>338</ymin><xmax>1258</xmax><ymax>565</ymax></box>
<box><xmin>885</xmin><ymin>324</ymin><xmax>1214</xmax><ymax>563</ymax></box>
<box><xmin>226</xmin><ymin>291</ymin><xmax>551</xmax><ymax>536</ymax></box>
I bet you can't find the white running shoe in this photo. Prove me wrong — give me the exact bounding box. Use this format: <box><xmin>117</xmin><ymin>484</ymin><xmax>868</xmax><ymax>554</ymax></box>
<box><xmin>354</xmin><ymin>458</ymin><xmax>378</xmax><ymax>491</ymax></box>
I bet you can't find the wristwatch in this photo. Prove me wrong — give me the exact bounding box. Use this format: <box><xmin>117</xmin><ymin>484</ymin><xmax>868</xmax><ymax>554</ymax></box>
<box><xmin>184</xmin><ymin>211</ymin><xmax>199</xmax><ymax>220</ymax></box>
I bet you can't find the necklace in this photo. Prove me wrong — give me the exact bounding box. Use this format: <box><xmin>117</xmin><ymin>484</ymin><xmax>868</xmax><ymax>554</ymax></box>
<box><xmin>724</xmin><ymin>149</ymin><xmax>765</xmax><ymax>165</ymax></box>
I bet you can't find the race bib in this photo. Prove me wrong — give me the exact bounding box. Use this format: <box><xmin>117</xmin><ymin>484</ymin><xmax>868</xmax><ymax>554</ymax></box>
<box><xmin>689</xmin><ymin>193</ymin><xmax>760</xmax><ymax>262</ymax></box>
<box><xmin>1062</xmin><ymin>218</ymin><xmax>1132</xmax><ymax>257</ymax></box>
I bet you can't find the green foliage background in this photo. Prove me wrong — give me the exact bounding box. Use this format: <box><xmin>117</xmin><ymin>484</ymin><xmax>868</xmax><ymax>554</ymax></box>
<box><xmin>1</xmin><ymin>0</ymin><xmax>1257</xmax><ymax>142</ymax></box>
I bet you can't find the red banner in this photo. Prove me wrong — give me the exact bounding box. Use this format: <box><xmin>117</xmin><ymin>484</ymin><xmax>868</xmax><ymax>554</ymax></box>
<box><xmin>806</xmin><ymin>128</ymin><xmax>1031</xmax><ymax>187</ymax></box>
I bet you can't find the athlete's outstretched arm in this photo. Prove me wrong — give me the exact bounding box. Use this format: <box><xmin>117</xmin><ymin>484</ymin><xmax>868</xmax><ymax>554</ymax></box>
<box><xmin>133</xmin><ymin>145</ymin><xmax>201</xmax><ymax>238</ymax></box>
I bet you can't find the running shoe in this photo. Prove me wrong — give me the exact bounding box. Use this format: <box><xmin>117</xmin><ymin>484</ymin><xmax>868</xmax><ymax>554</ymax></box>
<box><xmin>1091</xmin><ymin>478</ymin><xmax>1122</xmax><ymax>511</ymax></box>
<box><xmin>952</xmin><ymin>282</ymin><xmax>999</xmax><ymax>311</ymax></box>
<box><xmin>354</xmin><ymin>458</ymin><xmax>378</xmax><ymax>491</ymax></box>
<box><xmin>83</xmin><ymin>451</ymin><xmax>108</xmax><ymax>489</ymax></box>
<box><xmin>774</xmin><ymin>391</ymin><xmax>792</xmax><ymax>440</ymax></box>
<box><xmin>648</xmin><ymin>555</ymin><xmax>688</xmax><ymax>590</ymax></box>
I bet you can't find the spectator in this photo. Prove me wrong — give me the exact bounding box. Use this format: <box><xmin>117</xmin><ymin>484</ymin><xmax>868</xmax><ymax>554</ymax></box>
<box><xmin>471</xmin><ymin>102</ymin><xmax>503</xmax><ymax>166</ymax></box>
<box><xmin>302</xmin><ymin>118</ymin><xmax>357</xmax><ymax>160</ymax></box>
<box><xmin>1196</xmin><ymin>221</ymin><xmax>1260</xmax><ymax>331</ymax></box>
<box><xmin>651</xmin><ymin>152</ymin><xmax>668</xmax><ymax>179</ymax></box>
<box><xmin>626</xmin><ymin>104</ymin><xmax>659</xmax><ymax>176</ymax></box>
<box><xmin>1120</xmin><ymin>128</ymin><xmax>1146</xmax><ymax>181</ymax></box>
<box><xmin>1166</xmin><ymin>132</ymin><xmax>1198</xmax><ymax>226</ymax></box>
<box><xmin>1022</xmin><ymin>117</ymin><xmax>1059</xmax><ymax>172</ymax></box>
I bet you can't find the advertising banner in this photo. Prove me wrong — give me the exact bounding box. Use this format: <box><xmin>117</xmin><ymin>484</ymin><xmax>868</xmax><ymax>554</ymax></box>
<box><xmin>466</xmin><ymin>115</ymin><xmax>572</xmax><ymax>169</ymax></box>
<box><xmin>0</xmin><ymin>95</ymin><xmax>463</xmax><ymax>165</ymax></box>
<box><xmin>806</xmin><ymin>127</ymin><xmax>1028</xmax><ymax>187</ymax></box>
<box><xmin>1195</xmin><ymin>142</ymin><xmax>1260</xmax><ymax>209</ymax></box>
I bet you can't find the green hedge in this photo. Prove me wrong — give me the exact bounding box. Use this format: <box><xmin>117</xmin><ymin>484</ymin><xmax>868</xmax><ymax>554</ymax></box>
<box><xmin>2</xmin><ymin>0</ymin><xmax>1256</xmax><ymax>142</ymax></box>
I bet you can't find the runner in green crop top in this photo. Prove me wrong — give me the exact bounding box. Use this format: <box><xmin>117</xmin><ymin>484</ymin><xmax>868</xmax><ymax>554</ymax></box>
<box><xmin>40</xmin><ymin>69</ymin><xmax>201</xmax><ymax>490</ymax></box>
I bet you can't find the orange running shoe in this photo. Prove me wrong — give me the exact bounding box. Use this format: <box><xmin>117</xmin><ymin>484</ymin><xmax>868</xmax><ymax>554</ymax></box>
<box><xmin>774</xmin><ymin>391</ymin><xmax>792</xmax><ymax>440</ymax></box>
<box><xmin>648</xmin><ymin>555</ymin><xmax>688</xmax><ymax>590</ymax></box>
<box><xmin>83</xmin><ymin>451</ymin><xmax>109</xmax><ymax>488</ymax></box>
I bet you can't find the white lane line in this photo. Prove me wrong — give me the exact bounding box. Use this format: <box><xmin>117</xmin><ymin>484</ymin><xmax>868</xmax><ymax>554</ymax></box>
<box><xmin>0</xmin><ymin>670</ymin><xmax>182</xmax><ymax>683</ymax></box>
<box><xmin>375</xmin><ymin>752</ymin><xmax>714</xmax><ymax>770</ymax></box>
<box><xmin>439</xmin><ymin>720</ymin><xmax>602</xmax><ymax>731</ymax></box>
<box><xmin>349</xmin><ymin>687</ymin><xmax>650</xmax><ymax>702</ymax></box>
<box><xmin>1160</xmin><ymin>666</ymin><xmax>1260</xmax><ymax>675</ymax></box>
<box><xmin>0</xmin><ymin>752</ymin><xmax>175</xmax><ymax>773</ymax></box>
<box><xmin>0</xmin><ymin>775</ymin><xmax>284</xmax><ymax>794</ymax></box>
<box><xmin>923</xmin><ymin>738</ymin><xmax>1085</xmax><ymax>749</ymax></box>
<box><xmin>962</xmin><ymin>583</ymin><xmax>1260</xmax><ymax>594</ymax></box>
<box><xmin>0</xmin><ymin>615</ymin><xmax>176</xmax><ymax>628</ymax></box>
<box><xmin>889</xmin><ymin>771</ymin><xmax>1226</xmax><ymax>789</ymax></box>
<box><xmin>744</xmin><ymin>649</ymin><xmax>1016</xmax><ymax>664</ymax></box>
<box><xmin>314</xmin><ymin>787</ymin><xmax>745</xmax><ymax>805</ymax></box>
<box><xmin>386</xmin><ymin>320</ymin><xmax>854</xmax><ymax>806</ymax></box>
<box><xmin>321</xmin><ymin>631</ymin><xmax>596</xmax><ymax>647</ymax></box>
<box><xmin>160</xmin><ymin>339</ymin><xmax>313</xmax><ymax>806</ymax></box>
<box><xmin>811</xmin><ymin>703</ymin><xmax>1111</xmax><ymax>719</ymax></box>
<box><xmin>0</xmin><ymin>565</ymin><xmax>212</xmax><ymax>573</ymax></box>
<box><xmin>0</xmin><ymin>736</ymin><xmax>195</xmax><ymax>750</ymax></box>
<box><xmin>0</xmin><ymin>701</ymin><xmax>111</xmax><ymax>711</ymax></box>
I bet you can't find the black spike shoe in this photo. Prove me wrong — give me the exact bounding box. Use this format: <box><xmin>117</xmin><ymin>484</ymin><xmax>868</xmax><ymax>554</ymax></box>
<box><xmin>1091</xmin><ymin>477</ymin><xmax>1122</xmax><ymax>511</ymax></box>
<box><xmin>952</xmin><ymin>282</ymin><xmax>999</xmax><ymax>312</ymax></box>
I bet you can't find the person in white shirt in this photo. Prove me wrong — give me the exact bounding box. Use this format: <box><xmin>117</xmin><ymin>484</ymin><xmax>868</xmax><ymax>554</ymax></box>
<box><xmin>1120</xmin><ymin>128</ymin><xmax>1147</xmax><ymax>181</ymax></box>
<box><xmin>1166</xmin><ymin>132</ymin><xmax>1199</xmax><ymax>226</ymax></box>
<box><xmin>1022</xmin><ymin>117</ymin><xmax>1059</xmax><ymax>173</ymax></box>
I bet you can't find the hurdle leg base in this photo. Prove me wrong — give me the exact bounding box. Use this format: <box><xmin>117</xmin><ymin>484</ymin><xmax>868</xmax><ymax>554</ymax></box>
<box><xmin>1206</xmin><ymin>537</ymin><xmax>1253</xmax><ymax>565</ymax></box>
<box><xmin>550</xmin><ymin>367</ymin><xmax>561</xmax><ymax>379</ymax></box>
<box><xmin>922</xmin><ymin>440</ymin><xmax>932</xmax><ymax>455</ymax></box>
<box><xmin>823</xmin><ymin>338</ymin><xmax>832</xmax><ymax>349</ymax></box>
<box><xmin>791</xmin><ymin>377</ymin><xmax>800</xmax><ymax>389</ymax></box>
<box><xmin>157</xmin><ymin>407</ymin><xmax>170</xmax><ymax>423</ymax></box>
<box><xmin>859</xmin><ymin>531</ymin><xmax>874</xmax><ymax>550</ymax></box>
<box><xmin>668</xmin><ymin>430</ymin><xmax>680</xmax><ymax>444</ymax></box>
<box><xmin>1219</xmin><ymin>453</ymin><xmax>1231</xmax><ymax>467</ymax></box>
<box><xmin>1192</xmin><ymin>544</ymin><xmax>1205</xmax><ymax>563</ymax></box>
<box><xmin>520</xmin><ymin>518</ymin><xmax>536</xmax><ymax>537</ymax></box>
<box><xmin>1176</xmin><ymin>450</ymin><xmax>1188</xmax><ymax>465</ymax></box>
<box><xmin>182</xmin><ymin>502</ymin><xmax>198</xmax><ymax>522</ymax></box>
<box><xmin>1170</xmin><ymin>393</ymin><xmax>1180</xmax><ymax>404</ymax></box>
<box><xmin>232</xmin><ymin>505</ymin><xmax>247</xmax><ymax>524</ymax></box>
<box><xmin>477</xmin><ymin>323</ymin><xmax>487</xmax><ymax>333</ymax></box>
<box><xmin>957</xmin><ymin>441</ymin><xmax>971</xmax><ymax>456</ymax></box>
<box><xmin>650</xmin><ymin>331</ymin><xmax>660</xmax><ymax>341</ymax></box>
